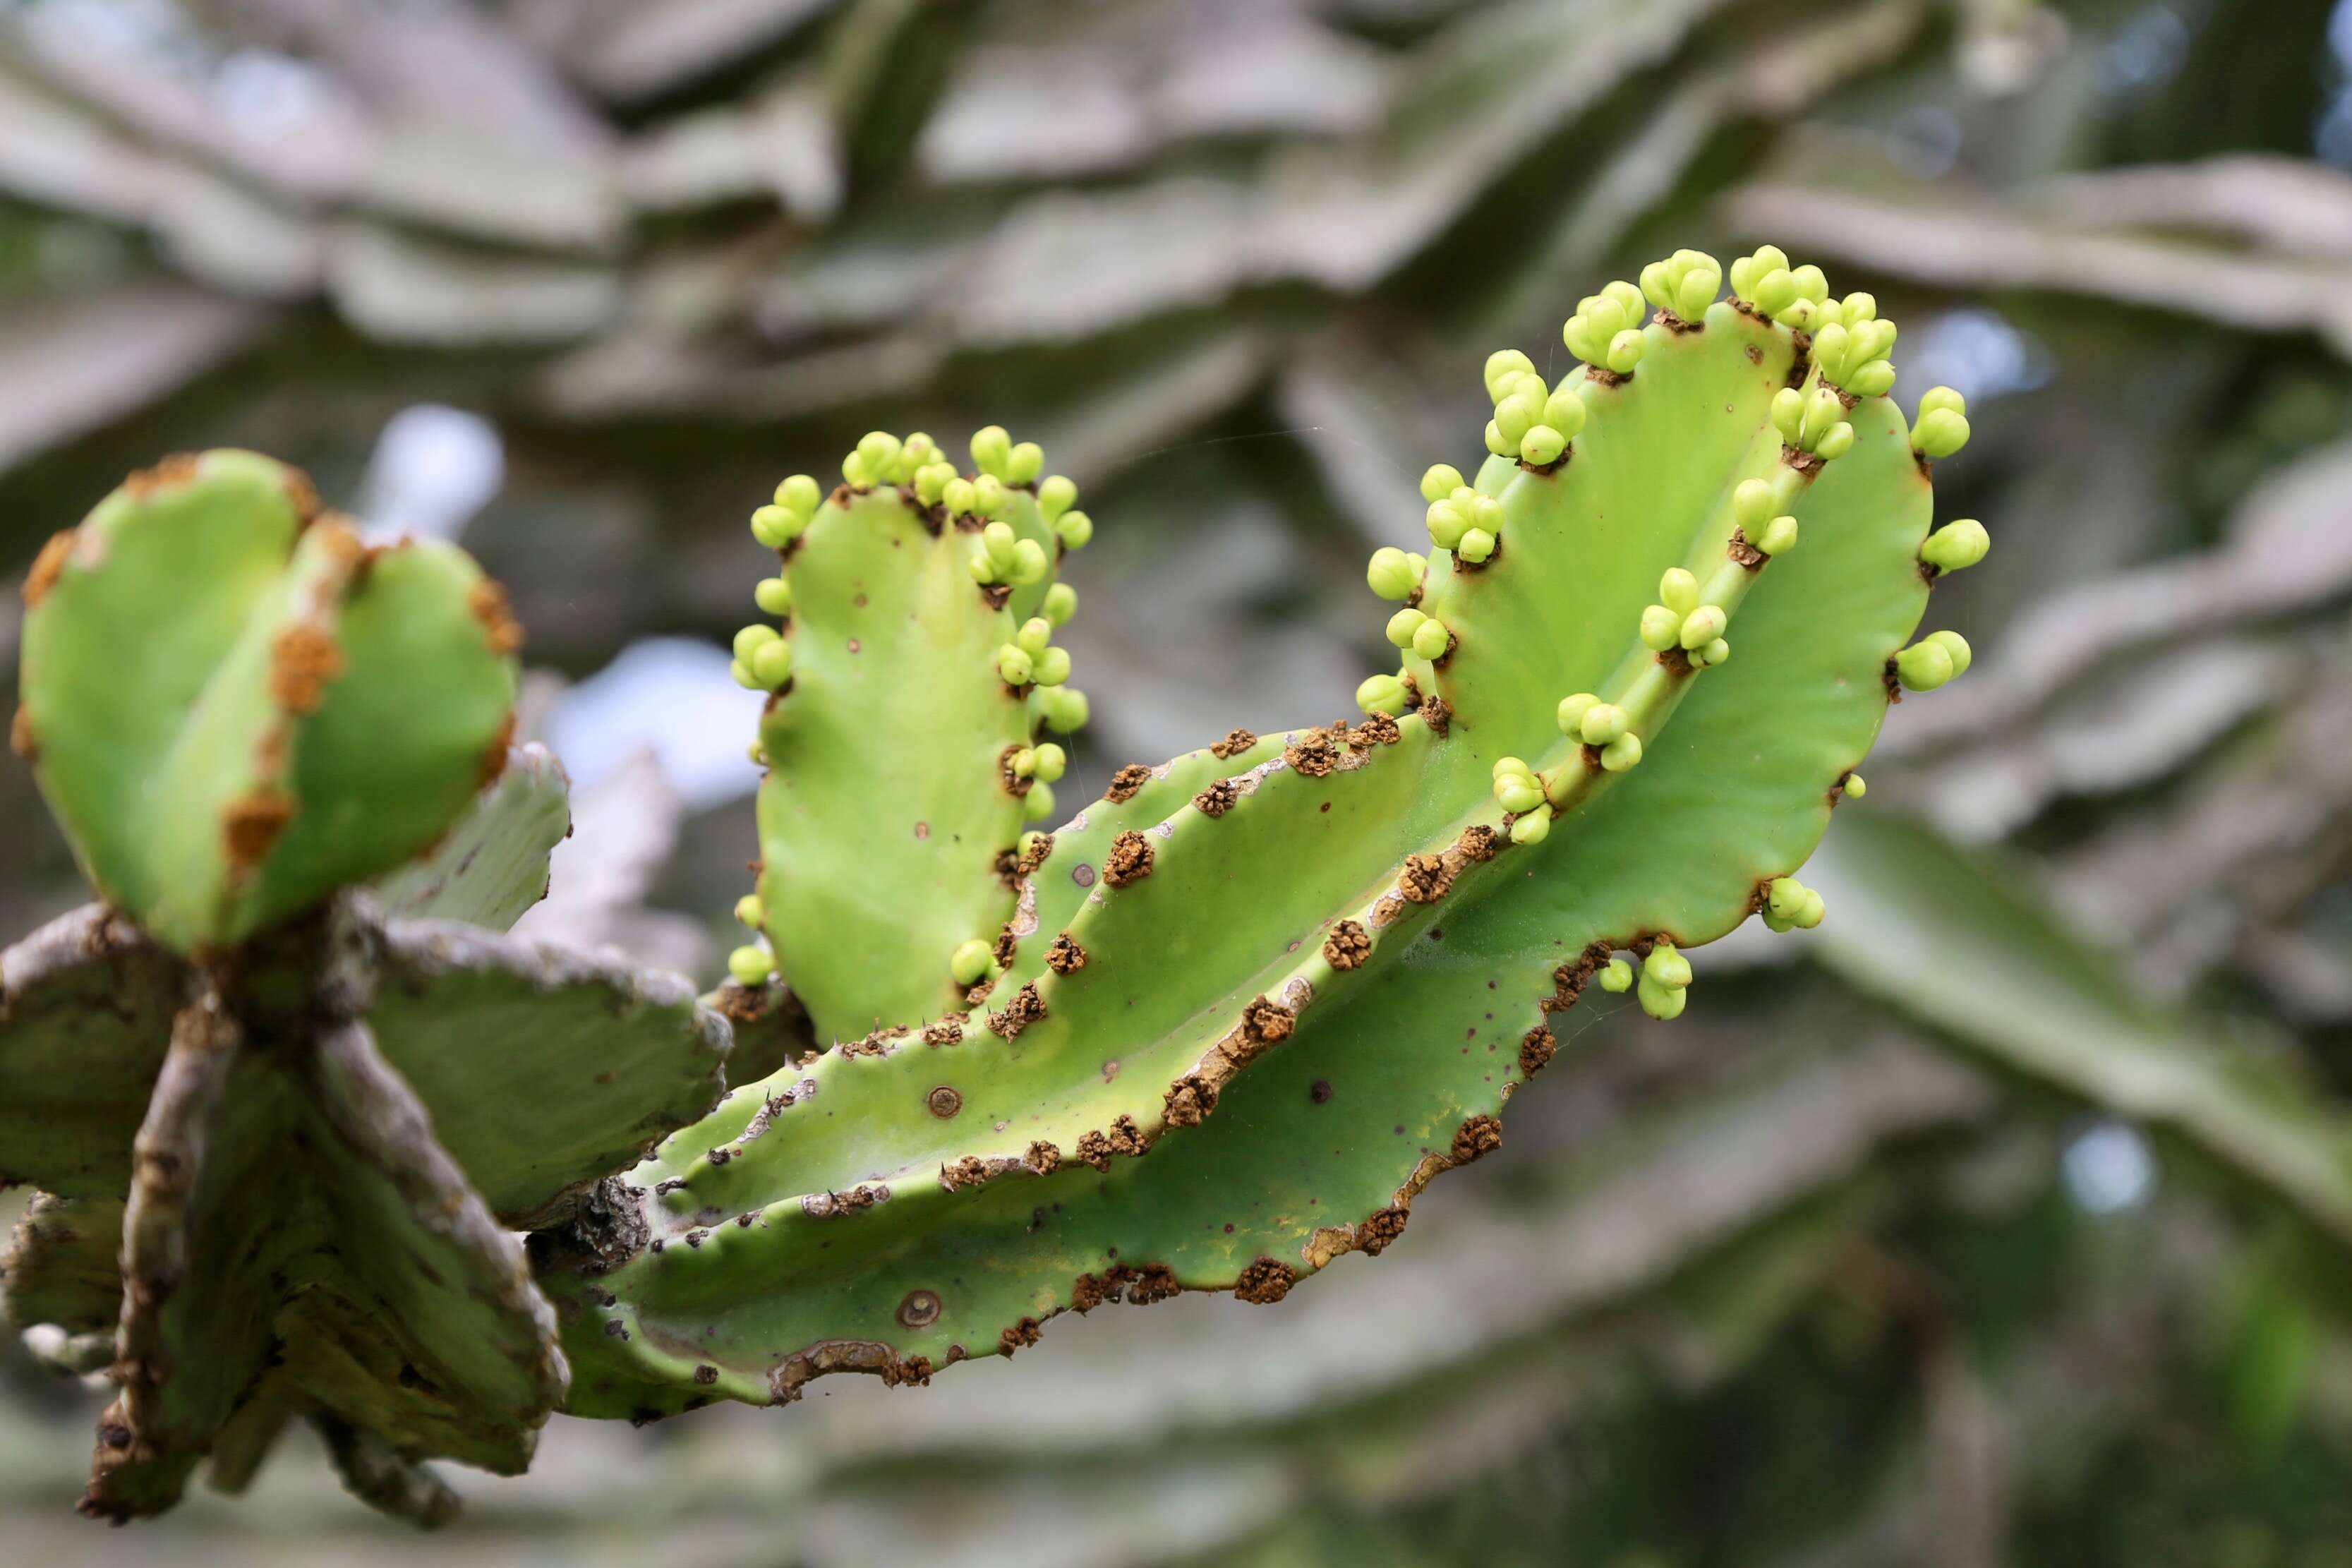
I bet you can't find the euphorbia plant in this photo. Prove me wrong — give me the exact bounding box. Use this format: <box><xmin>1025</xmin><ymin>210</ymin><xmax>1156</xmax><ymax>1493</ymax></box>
<box><xmin>1</xmin><ymin>245</ymin><xmax>1985</xmax><ymax>1522</ymax></box>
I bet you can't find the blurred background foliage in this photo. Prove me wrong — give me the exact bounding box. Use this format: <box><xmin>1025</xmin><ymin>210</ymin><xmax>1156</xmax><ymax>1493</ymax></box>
<box><xmin>6</xmin><ymin>0</ymin><xmax>2352</xmax><ymax>1562</ymax></box>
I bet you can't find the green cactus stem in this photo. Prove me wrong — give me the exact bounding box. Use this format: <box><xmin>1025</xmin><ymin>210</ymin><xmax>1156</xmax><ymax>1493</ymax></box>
<box><xmin>541</xmin><ymin>246</ymin><xmax>1986</xmax><ymax>1420</ymax></box>
<box><xmin>13</xmin><ymin>450</ymin><xmax>520</xmax><ymax>955</ymax></box>
<box><xmin>737</xmin><ymin>427</ymin><xmax>1092</xmax><ymax>1039</ymax></box>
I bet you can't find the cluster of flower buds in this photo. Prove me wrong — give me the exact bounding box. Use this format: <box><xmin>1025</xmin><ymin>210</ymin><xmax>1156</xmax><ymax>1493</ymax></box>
<box><xmin>1636</xmin><ymin>567</ymin><xmax>1733</xmax><ymax>669</ymax></box>
<box><xmin>1560</xmin><ymin>281</ymin><xmax>1651</xmax><ymax>374</ymax></box>
<box><xmin>1761</xmin><ymin>876</ymin><xmax>1826</xmax><ymax>934</ymax></box>
<box><xmin>1556</xmin><ymin>692</ymin><xmax>1643</xmax><ymax>773</ymax></box>
<box><xmin>1771</xmin><ymin>382</ymin><xmax>1855</xmax><ymax>460</ymax></box>
<box><xmin>1490</xmin><ymin>756</ymin><xmax>1554</xmax><ymax>845</ymax></box>
<box><xmin>1420</xmin><ymin>462</ymin><xmax>1509</xmax><ymax>560</ymax></box>
<box><xmin>1479</xmin><ymin>356</ymin><xmax>1591</xmax><ymax>468</ymax></box>
<box><xmin>1639</xmin><ymin>248</ymin><xmax>1723</xmax><ymax>320</ymax></box>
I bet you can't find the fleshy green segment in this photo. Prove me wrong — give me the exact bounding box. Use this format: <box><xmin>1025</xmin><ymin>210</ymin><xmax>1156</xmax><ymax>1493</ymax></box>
<box><xmin>747</xmin><ymin>435</ymin><xmax>1090</xmax><ymax>1041</ymax></box>
<box><xmin>17</xmin><ymin>452</ymin><xmax>519</xmax><ymax>955</ymax></box>
<box><xmin>545</xmin><ymin>247</ymin><xmax>1968</xmax><ymax>1418</ymax></box>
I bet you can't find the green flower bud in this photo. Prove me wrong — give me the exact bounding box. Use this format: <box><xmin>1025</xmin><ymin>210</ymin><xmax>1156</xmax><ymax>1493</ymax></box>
<box><xmin>1425</xmin><ymin>500</ymin><xmax>1469</xmax><ymax>550</ymax></box>
<box><xmin>1813</xmin><ymin>421</ymin><xmax>1855</xmax><ymax>461</ymax></box>
<box><xmin>1639</xmin><ymin>605</ymin><xmax>1680</xmax><ymax>651</ymax></box>
<box><xmin>1006</xmin><ymin>440</ymin><xmax>1044</xmax><ymax>486</ymax></box>
<box><xmin>1047</xmin><ymin>510</ymin><xmax>1090</xmax><ymax>551</ymax></box>
<box><xmin>841</xmin><ymin>451</ymin><xmax>872</xmax><ymax>488</ymax></box>
<box><xmin>750</xmin><ymin>505</ymin><xmax>795</xmax><ymax>549</ymax></box>
<box><xmin>1752</xmin><ymin>267</ymin><xmax>1799</xmax><ymax>318</ymax></box>
<box><xmin>1509</xmin><ymin>804</ymin><xmax>1552</xmax><ymax>845</ymax></box>
<box><xmin>950</xmin><ymin>939</ymin><xmax>993</xmax><ymax>987</ymax></box>
<box><xmin>1494</xmin><ymin>392</ymin><xmax>1538</xmax><ymax>447</ymax></box>
<box><xmin>732</xmin><ymin>625</ymin><xmax>780</xmax><ymax>664</ymax></box>
<box><xmin>1032</xmin><ymin>742</ymin><xmax>1068</xmax><ymax>783</ymax></box>
<box><xmin>750</xmin><ymin>638</ymin><xmax>792</xmax><ymax>689</ymax></box>
<box><xmin>1015</xmin><ymin>617</ymin><xmax>1052</xmax><ymax>656</ymax></box>
<box><xmin>1893</xmin><ymin>639</ymin><xmax>1954</xmax><ymax>692</ymax></box>
<box><xmin>914</xmin><ymin>462</ymin><xmax>955</xmax><ymax>506</ymax></box>
<box><xmin>1659</xmin><ymin>567</ymin><xmax>1699</xmax><ymax>615</ymax></box>
<box><xmin>1411</xmin><ymin>617</ymin><xmax>1452</xmax><ymax>662</ymax></box>
<box><xmin>728</xmin><ymin>945</ymin><xmax>776</xmax><ymax>986</ymax></box>
<box><xmin>1729</xmin><ymin>246</ymin><xmax>1788</xmax><ymax>299</ymax></box>
<box><xmin>1483</xmin><ymin>349</ymin><xmax>1536</xmax><ymax>402</ymax></box>
<box><xmin>1843</xmin><ymin>773</ymin><xmax>1867</xmax><ymax>799</ymax></box>
<box><xmin>1542</xmin><ymin>387</ymin><xmax>1587</xmax><ymax>438</ymax></box>
<box><xmin>1519</xmin><ymin>425</ymin><xmax>1566</xmax><ymax>466</ymax></box>
<box><xmin>1557</xmin><ymin>692</ymin><xmax>1599</xmax><ymax>735</ymax></box>
<box><xmin>1913</xmin><ymin>407</ymin><xmax>1970</xmax><ymax>458</ymax></box>
<box><xmin>1644</xmin><ymin>941</ymin><xmax>1691</xmax><ymax>989</ymax></box>
<box><xmin>1420</xmin><ymin>464</ymin><xmax>1465</xmax><ymax>502</ymax></box>
<box><xmin>1022</xmin><ymin>779</ymin><xmax>1056</xmax><ymax>822</ymax></box>
<box><xmin>1607</xmin><ymin>329</ymin><xmax>1646</xmax><ymax>374</ymax></box>
<box><xmin>1011</xmin><ymin>538</ymin><xmax>1051</xmax><ymax>584</ymax></box>
<box><xmin>1033</xmin><ymin>646</ymin><xmax>1073</xmax><ymax>686</ymax></box>
<box><xmin>1039</xmin><ymin>685</ymin><xmax>1090</xmax><ymax>732</ymax></box>
<box><xmin>1456</xmin><ymin>527</ymin><xmax>1497</xmax><ymax>564</ymax></box>
<box><xmin>1674</xmin><ymin>260</ymin><xmax>1719</xmax><ymax>319</ymax></box>
<box><xmin>1847</xmin><ymin>360</ymin><xmax>1897</xmax><ymax>397</ymax></box>
<box><xmin>1640</xmin><ymin>259</ymin><xmax>1673</xmax><ymax>313</ymax></box>
<box><xmin>776</xmin><ymin>474</ymin><xmax>823</xmax><ymax>517</ymax></box>
<box><xmin>1636</xmin><ymin>973</ymin><xmax>1686</xmax><ymax>1020</ymax></box>
<box><xmin>1492</xmin><ymin>756</ymin><xmax>1533</xmax><ymax>781</ymax></box>
<box><xmin>1356</xmin><ymin>673</ymin><xmax>1411</xmax><ymax>716</ymax></box>
<box><xmin>1497</xmin><ymin>776</ymin><xmax>1546</xmax><ymax>814</ymax></box>
<box><xmin>1598</xmin><ymin>957</ymin><xmax>1633</xmax><ymax>992</ymax></box>
<box><xmin>1600</xmin><ymin>733</ymin><xmax>1644</xmax><ymax>772</ymax></box>
<box><xmin>1043</xmin><ymin>581</ymin><xmax>1079</xmax><ymax>625</ymax></box>
<box><xmin>970</xmin><ymin>545</ymin><xmax>1001</xmax><ymax>584</ymax></box>
<box><xmin>944</xmin><ymin>477</ymin><xmax>977</xmax><ymax>517</ymax></box>
<box><xmin>1919</xmin><ymin>385</ymin><xmax>1966</xmax><ymax>418</ymax></box>
<box><xmin>735</xmin><ymin>893</ymin><xmax>766</xmax><ymax>929</ymax></box>
<box><xmin>1008</xmin><ymin>746</ymin><xmax>1037</xmax><ymax>778</ymax></box>
<box><xmin>857</xmin><ymin>430</ymin><xmax>902</xmax><ymax>481</ymax></box>
<box><xmin>970</xmin><ymin>424</ymin><xmax>1013</xmax><ymax>478</ymax></box>
<box><xmin>1679</xmin><ymin>604</ymin><xmax>1727</xmax><ymax>651</ymax></box>
<box><xmin>754</xmin><ymin>577</ymin><xmax>793</xmax><ymax>616</ymax></box>
<box><xmin>1386</xmin><ymin>607</ymin><xmax>1428</xmax><ymax>649</ymax></box>
<box><xmin>1367</xmin><ymin>546</ymin><xmax>1420</xmax><ymax>601</ymax></box>
<box><xmin>1485</xmin><ymin>420</ymin><xmax>1512</xmax><ymax>457</ymax></box>
<box><xmin>1925</xmin><ymin>628</ymin><xmax>1971</xmax><ymax>677</ymax></box>
<box><xmin>972</xmin><ymin>474</ymin><xmax>1007</xmax><ymax>517</ymax></box>
<box><xmin>902</xmin><ymin>432</ymin><xmax>939</xmax><ymax>469</ymax></box>
<box><xmin>1767</xmin><ymin>878</ymin><xmax>1809</xmax><ymax>920</ymax></box>
<box><xmin>998</xmin><ymin>644</ymin><xmax>1034</xmax><ymax>685</ymax></box>
<box><xmin>1732</xmin><ymin>478</ymin><xmax>1775</xmax><ymax>531</ymax></box>
<box><xmin>1758</xmin><ymin>516</ymin><xmax>1799</xmax><ymax>556</ymax></box>
<box><xmin>1699</xmin><ymin>637</ymin><xmax>1730</xmax><ymax>666</ymax></box>
<box><xmin>1037</xmin><ymin>474</ymin><xmax>1077</xmax><ymax>521</ymax></box>
<box><xmin>1920</xmin><ymin>518</ymin><xmax>1989</xmax><ymax>572</ymax></box>
<box><xmin>730</xmin><ymin>659</ymin><xmax>760</xmax><ymax>690</ymax></box>
<box><xmin>1579</xmin><ymin>703</ymin><xmax>1628</xmax><ymax>745</ymax></box>
<box><xmin>1771</xmin><ymin>387</ymin><xmax>1804</xmax><ymax>442</ymax></box>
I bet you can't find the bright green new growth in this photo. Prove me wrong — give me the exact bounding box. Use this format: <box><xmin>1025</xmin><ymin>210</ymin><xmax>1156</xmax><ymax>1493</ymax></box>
<box><xmin>14</xmin><ymin>452</ymin><xmax>520</xmax><ymax>954</ymax></box>
<box><xmin>731</xmin><ymin>426</ymin><xmax>1093</xmax><ymax>1040</ymax></box>
<box><xmin>543</xmin><ymin>245</ymin><xmax>1989</xmax><ymax>1421</ymax></box>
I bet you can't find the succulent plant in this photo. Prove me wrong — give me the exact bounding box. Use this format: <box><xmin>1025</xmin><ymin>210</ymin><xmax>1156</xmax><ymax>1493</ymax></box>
<box><xmin>3</xmin><ymin>244</ymin><xmax>1989</xmax><ymax>1521</ymax></box>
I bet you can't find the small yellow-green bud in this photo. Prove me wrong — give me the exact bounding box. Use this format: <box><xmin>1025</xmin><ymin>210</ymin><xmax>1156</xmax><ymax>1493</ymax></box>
<box><xmin>1699</xmin><ymin>637</ymin><xmax>1730</xmax><ymax>666</ymax></box>
<box><xmin>1920</xmin><ymin>518</ymin><xmax>1989</xmax><ymax>572</ymax></box>
<box><xmin>1420</xmin><ymin>464</ymin><xmax>1465</xmax><ymax>502</ymax></box>
<box><xmin>1913</xmin><ymin>407</ymin><xmax>1970</xmax><ymax>458</ymax></box>
<box><xmin>945</xmin><ymin>476</ymin><xmax>978</xmax><ymax>517</ymax></box>
<box><xmin>1368</xmin><ymin>547</ymin><xmax>1420</xmax><ymax>601</ymax></box>
<box><xmin>1509</xmin><ymin>804</ymin><xmax>1552</xmax><ymax>845</ymax></box>
<box><xmin>750</xmin><ymin>638</ymin><xmax>792</xmax><ymax>689</ymax></box>
<box><xmin>1644</xmin><ymin>941</ymin><xmax>1691</xmax><ymax>989</ymax></box>
<box><xmin>1033</xmin><ymin>646</ymin><xmax>1072</xmax><ymax>686</ymax></box>
<box><xmin>1425</xmin><ymin>500</ymin><xmax>1469</xmax><ymax>550</ymax></box>
<box><xmin>998</xmin><ymin>644</ymin><xmax>1034</xmax><ymax>685</ymax></box>
<box><xmin>1659</xmin><ymin>567</ymin><xmax>1699</xmax><ymax>615</ymax></box>
<box><xmin>1056</xmin><ymin>509</ymin><xmax>1094</xmax><ymax>550</ymax></box>
<box><xmin>902</xmin><ymin>432</ymin><xmax>940</xmax><ymax>469</ymax></box>
<box><xmin>1008</xmin><ymin>747</ymin><xmax>1037</xmax><ymax>779</ymax></box>
<box><xmin>754</xmin><ymin>576</ymin><xmax>792</xmax><ymax>617</ymax></box>
<box><xmin>1728</xmin><ymin>245</ymin><xmax>1788</xmax><ymax>299</ymax></box>
<box><xmin>1893</xmin><ymin>638</ymin><xmax>1954</xmax><ymax>692</ymax></box>
<box><xmin>1006</xmin><ymin>440</ymin><xmax>1044</xmax><ymax>486</ymax></box>
<box><xmin>1039</xmin><ymin>685</ymin><xmax>1090</xmax><ymax>732</ymax></box>
<box><xmin>970</xmin><ymin>545</ymin><xmax>1000</xmax><ymax>584</ymax></box>
<box><xmin>1758</xmin><ymin>516</ymin><xmax>1799</xmax><ymax>556</ymax></box>
<box><xmin>1600</xmin><ymin>732</ymin><xmax>1643</xmax><ymax>772</ymax></box>
<box><xmin>1483</xmin><ymin>349</ymin><xmax>1536</xmax><ymax>402</ymax></box>
<box><xmin>1022</xmin><ymin>780</ymin><xmax>1056</xmax><ymax>821</ymax></box>
<box><xmin>950</xmin><ymin>939</ymin><xmax>993</xmax><ymax>987</ymax></box>
<box><xmin>1494</xmin><ymin>392</ymin><xmax>1538</xmax><ymax>447</ymax></box>
<box><xmin>728</xmin><ymin>945</ymin><xmax>776</xmax><ymax>986</ymax></box>
<box><xmin>857</xmin><ymin>430</ymin><xmax>902</xmax><ymax>480</ymax></box>
<box><xmin>1032</xmin><ymin>742</ymin><xmax>1067</xmax><ymax>783</ymax></box>
<box><xmin>1037</xmin><ymin>474</ymin><xmax>1077</xmax><ymax>520</ymax></box>
<box><xmin>1492</xmin><ymin>756</ymin><xmax>1533</xmax><ymax>781</ymax></box>
<box><xmin>971</xmin><ymin>424</ymin><xmax>1013</xmax><ymax>477</ymax></box>
<box><xmin>1813</xmin><ymin>422</ymin><xmax>1855</xmax><ymax>462</ymax></box>
<box><xmin>1847</xmin><ymin>361</ymin><xmax>1896</xmax><ymax>397</ymax></box>
<box><xmin>1411</xmin><ymin>617</ymin><xmax>1452</xmax><ymax>662</ymax></box>
<box><xmin>1598</xmin><ymin>957</ymin><xmax>1633</xmax><ymax>993</ymax></box>
<box><xmin>1679</xmin><ymin>604</ymin><xmax>1727</xmax><ymax>651</ymax></box>
<box><xmin>841</xmin><ymin>450</ymin><xmax>873</xmax><ymax>487</ymax></box>
<box><xmin>1919</xmin><ymin>386</ymin><xmax>1966</xmax><ymax>418</ymax></box>
<box><xmin>1043</xmin><ymin>582</ymin><xmax>1078</xmax><ymax>625</ymax></box>
<box><xmin>1639</xmin><ymin>605</ymin><xmax>1680</xmax><ymax>651</ymax></box>
<box><xmin>1015</xmin><ymin>617</ymin><xmax>1052</xmax><ymax>657</ymax></box>
<box><xmin>776</xmin><ymin>474</ymin><xmax>822</xmax><ymax>517</ymax></box>
<box><xmin>1011</xmin><ymin>538</ymin><xmax>1051</xmax><ymax>584</ymax></box>
<box><xmin>1843</xmin><ymin>773</ymin><xmax>1867</xmax><ymax>799</ymax></box>
<box><xmin>1485</xmin><ymin>420</ymin><xmax>1512</xmax><ymax>457</ymax></box>
<box><xmin>1519</xmin><ymin>425</ymin><xmax>1566</xmax><ymax>466</ymax></box>
<box><xmin>1386</xmin><ymin>606</ymin><xmax>1428</xmax><ymax>648</ymax></box>
<box><xmin>732</xmin><ymin>625</ymin><xmax>780</xmax><ymax>664</ymax></box>
<box><xmin>1924</xmin><ymin>628</ymin><xmax>1971</xmax><ymax>677</ymax></box>
<box><xmin>1579</xmin><ymin>703</ymin><xmax>1628</xmax><ymax>745</ymax></box>
<box><xmin>1557</xmin><ymin>692</ymin><xmax>1599</xmax><ymax>736</ymax></box>
<box><xmin>1542</xmin><ymin>387</ymin><xmax>1587</xmax><ymax>438</ymax></box>
<box><xmin>1771</xmin><ymin>386</ymin><xmax>1804</xmax><ymax>443</ymax></box>
<box><xmin>972</xmin><ymin>474</ymin><xmax>1007</xmax><ymax>517</ymax></box>
<box><xmin>1606</xmin><ymin>328</ymin><xmax>1646</xmax><ymax>374</ymax></box>
<box><xmin>1456</xmin><ymin>527</ymin><xmax>1497</xmax><ymax>564</ymax></box>
<box><xmin>730</xmin><ymin>660</ymin><xmax>759</xmax><ymax>690</ymax></box>
<box><xmin>1356</xmin><ymin>673</ymin><xmax>1411</xmax><ymax>716</ymax></box>
<box><xmin>1753</xmin><ymin>267</ymin><xmax>1799</xmax><ymax>318</ymax></box>
<box><xmin>1732</xmin><ymin>478</ymin><xmax>1775</xmax><ymax>531</ymax></box>
<box><xmin>1496</xmin><ymin>776</ymin><xmax>1545</xmax><ymax>815</ymax></box>
<box><xmin>750</xmin><ymin>505</ymin><xmax>795</xmax><ymax>549</ymax></box>
<box><xmin>1636</xmin><ymin>973</ymin><xmax>1687</xmax><ymax>1020</ymax></box>
<box><xmin>735</xmin><ymin>893</ymin><xmax>766</xmax><ymax>929</ymax></box>
<box><xmin>915</xmin><ymin>462</ymin><xmax>955</xmax><ymax>506</ymax></box>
